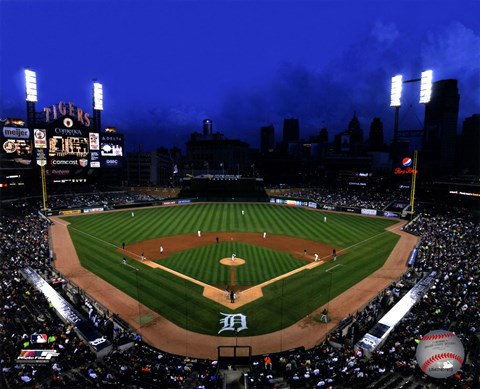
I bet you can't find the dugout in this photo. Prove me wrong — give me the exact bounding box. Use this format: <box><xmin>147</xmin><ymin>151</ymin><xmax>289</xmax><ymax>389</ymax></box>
<box><xmin>217</xmin><ymin>345</ymin><xmax>252</xmax><ymax>369</ymax></box>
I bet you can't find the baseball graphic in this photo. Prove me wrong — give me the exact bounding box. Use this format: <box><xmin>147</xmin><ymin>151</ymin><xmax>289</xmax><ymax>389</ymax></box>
<box><xmin>416</xmin><ymin>330</ymin><xmax>464</xmax><ymax>379</ymax></box>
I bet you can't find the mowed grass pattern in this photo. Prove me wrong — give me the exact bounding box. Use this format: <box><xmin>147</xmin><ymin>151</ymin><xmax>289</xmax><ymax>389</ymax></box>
<box><xmin>160</xmin><ymin>242</ymin><xmax>306</xmax><ymax>286</ymax></box>
<box><xmin>63</xmin><ymin>203</ymin><xmax>400</xmax><ymax>336</ymax></box>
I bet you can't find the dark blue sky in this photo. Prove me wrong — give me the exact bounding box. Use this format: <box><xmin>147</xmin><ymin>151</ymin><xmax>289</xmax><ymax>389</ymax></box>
<box><xmin>1</xmin><ymin>1</ymin><xmax>479</xmax><ymax>152</ymax></box>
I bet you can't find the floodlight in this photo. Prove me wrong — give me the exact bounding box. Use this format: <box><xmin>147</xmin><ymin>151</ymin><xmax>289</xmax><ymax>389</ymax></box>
<box><xmin>93</xmin><ymin>82</ymin><xmax>103</xmax><ymax>110</ymax></box>
<box><xmin>25</xmin><ymin>69</ymin><xmax>38</xmax><ymax>102</ymax></box>
<box><xmin>390</xmin><ymin>75</ymin><xmax>402</xmax><ymax>107</ymax></box>
<box><xmin>419</xmin><ymin>70</ymin><xmax>433</xmax><ymax>104</ymax></box>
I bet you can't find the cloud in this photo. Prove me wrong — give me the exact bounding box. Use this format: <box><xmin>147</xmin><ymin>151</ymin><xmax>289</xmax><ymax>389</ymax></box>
<box><xmin>422</xmin><ymin>22</ymin><xmax>480</xmax><ymax>76</ymax></box>
<box><xmin>215</xmin><ymin>20</ymin><xmax>479</xmax><ymax>148</ymax></box>
<box><xmin>112</xmin><ymin>104</ymin><xmax>207</xmax><ymax>151</ymax></box>
<box><xmin>371</xmin><ymin>21</ymin><xmax>400</xmax><ymax>45</ymax></box>
<box><xmin>117</xmin><ymin>21</ymin><xmax>479</xmax><ymax>151</ymax></box>
<box><xmin>421</xmin><ymin>22</ymin><xmax>480</xmax><ymax>117</ymax></box>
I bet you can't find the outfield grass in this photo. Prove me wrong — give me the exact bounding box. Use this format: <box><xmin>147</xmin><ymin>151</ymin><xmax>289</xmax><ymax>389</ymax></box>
<box><xmin>63</xmin><ymin>203</ymin><xmax>400</xmax><ymax>336</ymax></box>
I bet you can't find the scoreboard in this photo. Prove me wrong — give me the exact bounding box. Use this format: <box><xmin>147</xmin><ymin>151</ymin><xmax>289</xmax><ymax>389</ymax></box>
<box><xmin>1</xmin><ymin>116</ymin><xmax>124</xmax><ymax>184</ymax></box>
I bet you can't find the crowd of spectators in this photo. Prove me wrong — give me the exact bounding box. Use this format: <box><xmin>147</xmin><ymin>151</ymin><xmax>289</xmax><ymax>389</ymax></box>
<box><xmin>0</xmin><ymin>204</ymin><xmax>222</xmax><ymax>388</ymax></box>
<box><xmin>246</xmin><ymin>209</ymin><xmax>479</xmax><ymax>388</ymax></box>
<box><xmin>46</xmin><ymin>191</ymin><xmax>161</xmax><ymax>210</ymax></box>
<box><xmin>1</xmin><ymin>191</ymin><xmax>478</xmax><ymax>388</ymax></box>
<box><xmin>281</xmin><ymin>187</ymin><xmax>409</xmax><ymax>211</ymax></box>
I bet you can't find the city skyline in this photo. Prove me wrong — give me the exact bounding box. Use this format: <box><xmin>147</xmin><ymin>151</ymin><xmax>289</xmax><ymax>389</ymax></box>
<box><xmin>1</xmin><ymin>1</ymin><xmax>479</xmax><ymax>152</ymax></box>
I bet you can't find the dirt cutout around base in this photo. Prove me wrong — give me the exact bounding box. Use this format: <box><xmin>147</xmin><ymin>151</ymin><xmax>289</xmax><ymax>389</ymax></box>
<box><xmin>51</xmin><ymin>216</ymin><xmax>417</xmax><ymax>360</ymax></box>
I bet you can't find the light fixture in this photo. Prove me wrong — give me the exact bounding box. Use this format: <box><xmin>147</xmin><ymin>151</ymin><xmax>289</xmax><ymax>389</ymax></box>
<box><xmin>419</xmin><ymin>70</ymin><xmax>433</xmax><ymax>104</ymax></box>
<box><xmin>390</xmin><ymin>75</ymin><xmax>402</xmax><ymax>107</ymax></box>
<box><xmin>93</xmin><ymin>82</ymin><xmax>103</xmax><ymax>110</ymax></box>
<box><xmin>25</xmin><ymin>69</ymin><xmax>38</xmax><ymax>102</ymax></box>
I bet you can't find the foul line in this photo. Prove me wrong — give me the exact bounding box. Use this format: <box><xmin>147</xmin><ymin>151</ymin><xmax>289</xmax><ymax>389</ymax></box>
<box><xmin>325</xmin><ymin>221</ymin><xmax>405</xmax><ymax>260</ymax></box>
<box><xmin>124</xmin><ymin>264</ymin><xmax>139</xmax><ymax>272</ymax></box>
<box><xmin>55</xmin><ymin>220</ymin><xmax>142</xmax><ymax>259</ymax></box>
<box><xmin>326</xmin><ymin>264</ymin><xmax>344</xmax><ymax>272</ymax></box>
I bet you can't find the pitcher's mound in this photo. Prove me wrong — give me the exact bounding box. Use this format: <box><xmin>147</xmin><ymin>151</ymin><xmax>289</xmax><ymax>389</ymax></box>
<box><xmin>220</xmin><ymin>258</ymin><xmax>245</xmax><ymax>266</ymax></box>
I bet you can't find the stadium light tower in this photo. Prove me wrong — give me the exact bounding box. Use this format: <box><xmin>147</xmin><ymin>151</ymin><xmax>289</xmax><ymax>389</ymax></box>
<box><xmin>390</xmin><ymin>70</ymin><xmax>432</xmax><ymax>219</ymax></box>
<box><xmin>390</xmin><ymin>70</ymin><xmax>433</xmax><ymax>142</ymax></box>
<box><xmin>25</xmin><ymin>68</ymin><xmax>38</xmax><ymax>127</ymax></box>
<box><xmin>92</xmin><ymin>80</ymin><xmax>103</xmax><ymax>131</ymax></box>
<box><xmin>25</xmin><ymin>67</ymin><xmax>47</xmax><ymax>214</ymax></box>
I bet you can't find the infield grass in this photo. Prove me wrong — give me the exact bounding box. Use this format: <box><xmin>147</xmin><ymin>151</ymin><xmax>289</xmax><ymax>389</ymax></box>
<box><xmin>63</xmin><ymin>203</ymin><xmax>400</xmax><ymax>336</ymax></box>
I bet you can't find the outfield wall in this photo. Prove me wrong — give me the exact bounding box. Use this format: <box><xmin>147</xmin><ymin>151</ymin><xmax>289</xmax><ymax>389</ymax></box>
<box><xmin>46</xmin><ymin>195</ymin><xmax>401</xmax><ymax>219</ymax></box>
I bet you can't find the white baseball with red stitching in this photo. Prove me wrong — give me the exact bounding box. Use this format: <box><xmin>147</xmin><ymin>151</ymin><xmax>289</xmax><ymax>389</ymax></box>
<box><xmin>416</xmin><ymin>330</ymin><xmax>464</xmax><ymax>379</ymax></box>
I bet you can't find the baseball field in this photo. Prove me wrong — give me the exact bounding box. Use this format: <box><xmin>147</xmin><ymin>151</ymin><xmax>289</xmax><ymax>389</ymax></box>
<box><xmin>60</xmin><ymin>203</ymin><xmax>401</xmax><ymax>338</ymax></box>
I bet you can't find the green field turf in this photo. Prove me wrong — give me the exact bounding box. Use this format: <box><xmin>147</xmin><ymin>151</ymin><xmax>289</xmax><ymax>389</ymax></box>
<box><xmin>63</xmin><ymin>203</ymin><xmax>401</xmax><ymax>336</ymax></box>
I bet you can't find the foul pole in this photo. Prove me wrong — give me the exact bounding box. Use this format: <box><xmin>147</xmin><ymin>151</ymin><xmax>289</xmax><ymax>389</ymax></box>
<box><xmin>409</xmin><ymin>150</ymin><xmax>418</xmax><ymax>220</ymax></box>
<box><xmin>40</xmin><ymin>149</ymin><xmax>48</xmax><ymax>216</ymax></box>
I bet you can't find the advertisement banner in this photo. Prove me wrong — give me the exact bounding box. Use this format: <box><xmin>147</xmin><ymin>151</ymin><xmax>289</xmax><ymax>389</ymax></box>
<box><xmin>3</xmin><ymin>127</ymin><xmax>30</xmax><ymax>139</ymax></box>
<box><xmin>83</xmin><ymin>207</ymin><xmax>104</xmax><ymax>213</ymax></box>
<box><xmin>377</xmin><ymin>211</ymin><xmax>400</xmax><ymax>218</ymax></box>
<box><xmin>394</xmin><ymin>155</ymin><xmax>418</xmax><ymax>175</ymax></box>
<box><xmin>17</xmin><ymin>349</ymin><xmax>60</xmax><ymax>364</ymax></box>
<box><xmin>34</xmin><ymin>129</ymin><xmax>47</xmax><ymax>148</ymax></box>
<box><xmin>59</xmin><ymin>209</ymin><xmax>82</xmax><ymax>215</ymax></box>
<box><xmin>100</xmin><ymin>134</ymin><xmax>124</xmax><ymax>157</ymax></box>
<box><xmin>90</xmin><ymin>151</ymin><xmax>100</xmax><ymax>168</ymax></box>
<box><xmin>89</xmin><ymin>132</ymin><xmax>100</xmax><ymax>151</ymax></box>
<box><xmin>102</xmin><ymin>158</ymin><xmax>123</xmax><ymax>168</ymax></box>
<box><xmin>2</xmin><ymin>138</ymin><xmax>33</xmax><ymax>166</ymax></box>
<box><xmin>100</xmin><ymin>134</ymin><xmax>124</xmax><ymax>167</ymax></box>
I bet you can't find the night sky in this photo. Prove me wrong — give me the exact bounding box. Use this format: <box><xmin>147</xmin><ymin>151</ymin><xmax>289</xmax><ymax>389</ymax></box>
<box><xmin>1</xmin><ymin>1</ymin><xmax>479</xmax><ymax>152</ymax></box>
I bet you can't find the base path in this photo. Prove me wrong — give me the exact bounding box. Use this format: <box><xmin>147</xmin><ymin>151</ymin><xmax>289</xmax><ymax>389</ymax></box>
<box><xmin>51</xmin><ymin>217</ymin><xmax>417</xmax><ymax>360</ymax></box>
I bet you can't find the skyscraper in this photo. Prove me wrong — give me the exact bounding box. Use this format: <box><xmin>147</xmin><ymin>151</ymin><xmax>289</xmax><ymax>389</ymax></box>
<box><xmin>458</xmin><ymin>114</ymin><xmax>480</xmax><ymax>174</ymax></box>
<box><xmin>422</xmin><ymin>79</ymin><xmax>460</xmax><ymax>174</ymax></box>
<box><xmin>203</xmin><ymin>119</ymin><xmax>213</xmax><ymax>136</ymax></box>
<box><xmin>369</xmin><ymin>117</ymin><xmax>384</xmax><ymax>151</ymax></box>
<box><xmin>348</xmin><ymin>112</ymin><xmax>363</xmax><ymax>143</ymax></box>
<box><xmin>260</xmin><ymin>125</ymin><xmax>275</xmax><ymax>154</ymax></box>
<box><xmin>282</xmin><ymin>118</ymin><xmax>300</xmax><ymax>142</ymax></box>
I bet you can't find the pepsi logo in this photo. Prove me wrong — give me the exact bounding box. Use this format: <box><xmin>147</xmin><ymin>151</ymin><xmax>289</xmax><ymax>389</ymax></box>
<box><xmin>402</xmin><ymin>157</ymin><xmax>412</xmax><ymax>167</ymax></box>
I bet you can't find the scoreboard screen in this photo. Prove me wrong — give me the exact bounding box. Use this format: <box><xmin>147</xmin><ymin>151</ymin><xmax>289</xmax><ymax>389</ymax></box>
<box><xmin>47</xmin><ymin>127</ymin><xmax>91</xmax><ymax>168</ymax></box>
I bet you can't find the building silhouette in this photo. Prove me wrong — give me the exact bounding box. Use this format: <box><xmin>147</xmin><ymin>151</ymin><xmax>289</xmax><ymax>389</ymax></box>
<box><xmin>282</xmin><ymin>118</ymin><xmax>300</xmax><ymax>142</ymax></box>
<box><xmin>422</xmin><ymin>79</ymin><xmax>460</xmax><ymax>174</ymax></box>
<box><xmin>203</xmin><ymin>119</ymin><xmax>213</xmax><ymax>136</ymax></box>
<box><xmin>260</xmin><ymin>125</ymin><xmax>275</xmax><ymax>154</ymax></box>
<box><xmin>185</xmin><ymin>120</ymin><xmax>249</xmax><ymax>175</ymax></box>
<box><xmin>348</xmin><ymin>112</ymin><xmax>363</xmax><ymax>143</ymax></box>
<box><xmin>369</xmin><ymin>117</ymin><xmax>384</xmax><ymax>151</ymax></box>
<box><xmin>458</xmin><ymin>114</ymin><xmax>480</xmax><ymax>174</ymax></box>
